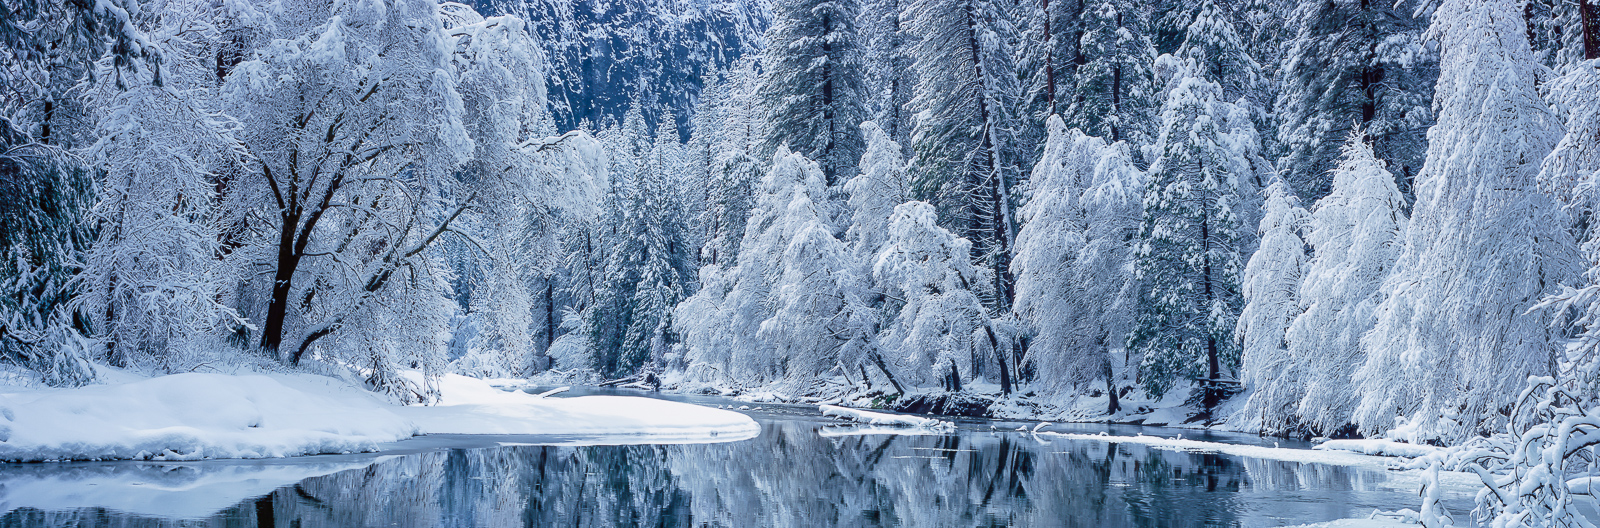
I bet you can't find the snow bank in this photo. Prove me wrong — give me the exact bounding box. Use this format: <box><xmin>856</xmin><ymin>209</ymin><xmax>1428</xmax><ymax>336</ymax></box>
<box><xmin>405</xmin><ymin>374</ymin><xmax>759</xmax><ymax>440</ymax></box>
<box><xmin>817</xmin><ymin>424</ymin><xmax>952</xmax><ymax>437</ymax></box>
<box><xmin>1040</xmin><ymin>432</ymin><xmax>1396</xmax><ymax>469</ymax></box>
<box><xmin>0</xmin><ymin>372</ymin><xmax>758</xmax><ymax>462</ymax></box>
<box><xmin>819</xmin><ymin>404</ymin><xmax>955</xmax><ymax>430</ymax></box>
<box><xmin>1280</xmin><ymin>519</ymin><xmax>1414</xmax><ymax>528</ymax></box>
<box><xmin>1314</xmin><ymin>439</ymin><xmax>1444</xmax><ymax>458</ymax></box>
<box><xmin>1042</xmin><ymin>432</ymin><xmax>1481</xmax><ymax>490</ymax></box>
<box><xmin>0</xmin><ymin>373</ymin><xmax>416</xmax><ymax>462</ymax></box>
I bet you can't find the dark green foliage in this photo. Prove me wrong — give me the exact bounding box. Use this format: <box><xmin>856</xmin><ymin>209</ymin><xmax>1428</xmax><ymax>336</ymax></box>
<box><xmin>760</xmin><ymin>0</ymin><xmax>869</xmax><ymax>185</ymax></box>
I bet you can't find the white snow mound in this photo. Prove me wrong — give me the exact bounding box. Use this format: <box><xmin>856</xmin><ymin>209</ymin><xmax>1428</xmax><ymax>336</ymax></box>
<box><xmin>0</xmin><ymin>373</ymin><xmax>416</xmax><ymax>462</ymax></box>
<box><xmin>405</xmin><ymin>374</ymin><xmax>760</xmax><ymax>440</ymax></box>
<box><xmin>1313</xmin><ymin>439</ymin><xmax>1443</xmax><ymax>458</ymax></box>
<box><xmin>0</xmin><ymin>372</ymin><xmax>760</xmax><ymax>462</ymax></box>
<box><xmin>820</xmin><ymin>404</ymin><xmax>955</xmax><ymax>430</ymax></box>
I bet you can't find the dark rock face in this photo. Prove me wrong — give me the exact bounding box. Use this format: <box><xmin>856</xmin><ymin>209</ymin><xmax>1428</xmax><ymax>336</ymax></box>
<box><xmin>892</xmin><ymin>393</ymin><xmax>994</xmax><ymax>418</ymax></box>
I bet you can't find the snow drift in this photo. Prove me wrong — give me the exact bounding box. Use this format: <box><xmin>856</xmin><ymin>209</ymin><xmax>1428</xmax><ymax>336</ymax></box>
<box><xmin>0</xmin><ymin>372</ymin><xmax>758</xmax><ymax>462</ymax></box>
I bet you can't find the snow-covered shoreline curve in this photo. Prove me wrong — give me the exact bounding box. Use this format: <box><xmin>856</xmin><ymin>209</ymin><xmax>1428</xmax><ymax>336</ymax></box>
<box><xmin>0</xmin><ymin>373</ymin><xmax>759</xmax><ymax>463</ymax></box>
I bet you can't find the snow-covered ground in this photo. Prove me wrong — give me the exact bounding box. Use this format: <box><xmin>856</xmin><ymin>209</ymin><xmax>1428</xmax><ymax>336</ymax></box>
<box><xmin>1314</xmin><ymin>438</ymin><xmax>1445</xmax><ymax>458</ymax></box>
<box><xmin>0</xmin><ymin>371</ymin><xmax>758</xmax><ymax>462</ymax></box>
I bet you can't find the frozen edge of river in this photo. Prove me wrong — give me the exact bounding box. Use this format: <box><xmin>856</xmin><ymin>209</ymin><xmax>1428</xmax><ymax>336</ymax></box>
<box><xmin>0</xmin><ymin>372</ymin><xmax>758</xmax><ymax>463</ymax></box>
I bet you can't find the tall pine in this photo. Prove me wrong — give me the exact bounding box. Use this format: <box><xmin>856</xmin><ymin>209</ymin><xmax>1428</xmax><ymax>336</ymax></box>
<box><xmin>762</xmin><ymin>0</ymin><xmax>869</xmax><ymax>185</ymax></box>
<box><xmin>1130</xmin><ymin>65</ymin><xmax>1250</xmax><ymax>408</ymax></box>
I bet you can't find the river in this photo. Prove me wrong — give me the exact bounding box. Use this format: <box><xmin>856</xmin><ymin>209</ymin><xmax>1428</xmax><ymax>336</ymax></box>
<box><xmin>0</xmin><ymin>387</ymin><xmax>1473</xmax><ymax>527</ymax></box>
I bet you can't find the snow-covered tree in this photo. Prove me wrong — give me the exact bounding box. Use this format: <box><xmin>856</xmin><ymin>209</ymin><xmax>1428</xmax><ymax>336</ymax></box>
<box><xmin>1539</xmin><ymin>59</ymin><xmax>1600</xmax><ymax>235</ymax></box>
<box><xmin>80</xmin><ymin>0</ymin><xmax>243</xmax><ymax>372</ymax></box>
<box><xmin>442</xmin><ymin>7</ymin><xmax>608</xmax><ymax>378</ymax></box>
<box><xmin>220</xmin><ymin>0</ymin><xmax>473</xmax><ymax>384</ymax></box>
<box><xmin>217</xmin><ymin>0</ymin><xmax>602</xmax><ymax>400</ymax></box>
<box><xmin>1070</xmin><ymin>130</ymin><xmax>1147</xmax><ymax>410</ymax></box>
<box><xmin>1166</xmin><ymin>5</ymin><xmax>1273</xmax><ymax>239</ymax></box>
<box><xmin>858</xmin><ymin>0</ymin><xmax>915</xmax><ymax>153</ymax></box>
<box><xmin>677</xmin><ymin>148</ymin><xmax>832</xmax><ymax>385</ymax></box>
<box><xmin>761</xmin><ymin>0</ymin><xmax>868</xmax><ymax>184</ymax></box>
<box><xmin>905</xmin><ymin>0</ymin><xmax>1024</xmax><ymax>309</ymax></box>
<box><xmin>845</xmin><ymin>121</ymin><xmax>909</xmax><ymax>260</ymax></box>
<box><xmin>0</xmin><ymin>0</ymin><xmax>158</xmax><ymax>386</ymax></box>
<box><xmin>1013</xmin><ymin>117</ymin><xmax>1097</xmax><ymax>394</ymax></box>
<box><xmin>758</xmin><ymin>182</ymin><xmax>863</xmax><ymax>392</ymax></box>
<box><xmin>586</xmin><ymin>111</ymin><xmax>694</xmax><ymax>379</ymax></box>
<box><xmin>1277</xmin><ymin>134</ymin><xmax>1407</xmax><ymax>436</ymax></box>
<box><xmin>1129</xmin><ymin>63</ymin><xmax>1251</xmax><ymax>407</ymax></box>
<box><xmin>693</xmin><ymin>62</ymin><xmax>765</xmax><ymax>267</ymax></box>
<box><xmin>1234</xmin><ymin>182</ymin><xmax>1308</xmax><ymax>434</ymax></box>
<box><xmin>1354</xmin><ymin>0</ymin><xmax>1580</xmax><ymax>442</ymax></box>
<box><xmin>1064</xmin><ymin>1</ymin><xmax>1158</xmax><ymax>152</ymax></box>
<box><xmin>1172</xmin><ymin>0</ymin><xmax>1263</xmax><ymax>111</ymax></box>
<box><xmin>1273</xmin><ymin>0</ymin><xmax>1435</xmax><ymax>203</ymax></box>
<box><xmin>874</xmin><ymin>201</ymin><xmax>991</xmax><ymax>390</ymax></box>
<box><xmin>0</xmin><ymin>119</ymin><xmax>96</xmax><ymax>386</ymax></box>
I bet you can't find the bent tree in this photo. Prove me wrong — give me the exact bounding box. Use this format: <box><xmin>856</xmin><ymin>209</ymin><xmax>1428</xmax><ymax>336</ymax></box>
<box><xmin>223</xmin><ymin>0</ymin><xmax>604</xmax><ymax>386</ymax></box>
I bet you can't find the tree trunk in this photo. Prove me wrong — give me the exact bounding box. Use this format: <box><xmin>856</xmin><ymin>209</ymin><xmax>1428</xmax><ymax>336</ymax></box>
<box><xmin>1584</xmin><ymin>0</ymin><xmax>1600</xmax><ymax>60</ymax></box>
<box><xmin>260</xmin><ymin>210</ymin><xmax>302</xmax><ymax>361</ymax></box>
<box><xmin>821</xmin><ymin>11</ymin><xmax>837</xmax><ymax>185</ymax></box>
<box><xmin>1042</xmin><ymin>0</ymin><xmax>1055</xmax><ymax>115</ymax></box>
<box><xmin>870</xmin><ymin>350</ymin><xmax>906</xmax><ymax>395</ymax></box>
<box><xmin>965</xmin><ymin>0</ymin><xmax>1015</xmax><ymax>311</ymax></box>
<box><xmin>1200</xmin><ymin>158</ymin><xmax>1219</xmax><ymax>412</ymax></box>
<box><xmin>984</xmin><ymin>324</ymin><xmax>1012</xmax><ymax>395</ymax></box>
<box><xmin>544</xmin><ymin>277</ymin><xmax>557</xmax><ymax>352</ymax></box>
<box><xmin>1105</xmin><ymin>366</ymin><xmax>1120</xmax><ymax>415</ymax></box>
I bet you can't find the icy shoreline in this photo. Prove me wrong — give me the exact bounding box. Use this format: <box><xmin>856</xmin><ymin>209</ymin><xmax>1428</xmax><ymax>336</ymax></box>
<box><xmin>0</xmin><ymin>372</ymin><xmax>758</xmax><ymax>462</ymax></box>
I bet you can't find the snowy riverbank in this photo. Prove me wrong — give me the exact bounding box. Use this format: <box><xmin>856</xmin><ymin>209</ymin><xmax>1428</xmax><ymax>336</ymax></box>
<box><xmin>0</xmin><ymin>372</ymin><xmax>758</xmax><ymax>462</ymax></box>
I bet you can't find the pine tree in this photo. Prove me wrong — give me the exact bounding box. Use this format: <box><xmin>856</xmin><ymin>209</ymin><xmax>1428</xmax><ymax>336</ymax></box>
<box><xmin>905</xmin><ymin>0</ymin><xmax>1024</xmax><ymax>310</ymax></box>
<box><xmin>1234</xmin><ymin>182</ymin><xmax>1309</xmax><ymax>434</ymax></box>
<box><xmin>761</xmin><ymin>0</ymin><xmax>869</xmax><ymax>185</ymax></box>
<box><xmin>1354</xmin><ymin>0</ymin><xmax>1579</xmax><ymax>442</ymax></box>
<box><xmin>1129</xmin><ymin>66</ymin><xmax>1250</xmax><ymax>408</ymax></box>
<box><xmin>696</xmin><ymin>62</ymin><xmax>766</xmax><ymax>267</ymax></box>
<box><xmin>1274</xmin><ymin>0</ymin><xmax>1435</xmax><ymax>203</ymax></box>
<box><xmin>1170</xmin><ymin>1</ymin><xmax>1263</xmax><ymax>109</ymax></box>
<box><xmin>858</xmin><ymin>0</ymin><xmax>916</xmax><ymax>153</ymax></box>
<box><xmin>587</xmin><ymin>111</ymin><xmax>695</xmax><ymax>378</ymax></box>
<box><xmin>1064</xmin><ymin>1</ymin><xmax>1158</xmax><ymax>152</ymax></box>
<box><xmin>0</xmin><ymin>0</ymin><xmax>157</xmax><ymax>386</ymax></box>
<box><xmin>1161</xmin><ymin>3</ymin><xmax>1273</xmax><ymax>250</ymax></box>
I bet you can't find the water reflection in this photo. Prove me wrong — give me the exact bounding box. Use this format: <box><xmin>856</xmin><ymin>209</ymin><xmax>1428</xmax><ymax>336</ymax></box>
<box><xmin>0</xmin><ymin>415</ymin><xmax>1472</xmax><ymax>528</ymax></box>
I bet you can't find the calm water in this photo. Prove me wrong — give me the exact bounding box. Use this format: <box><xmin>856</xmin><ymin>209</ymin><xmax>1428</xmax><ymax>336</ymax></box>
<box><xmin>0</xmin><ymin>388</ymin><xmax>1472</xmax><ymax>527</ymax></box>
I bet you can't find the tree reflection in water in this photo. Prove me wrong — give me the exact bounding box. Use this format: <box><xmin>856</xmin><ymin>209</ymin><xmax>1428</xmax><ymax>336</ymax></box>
<box><xmin>1</xmin><ymin>419</ymin><xmax>1465</xmax><ymax>527</ymax></box>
